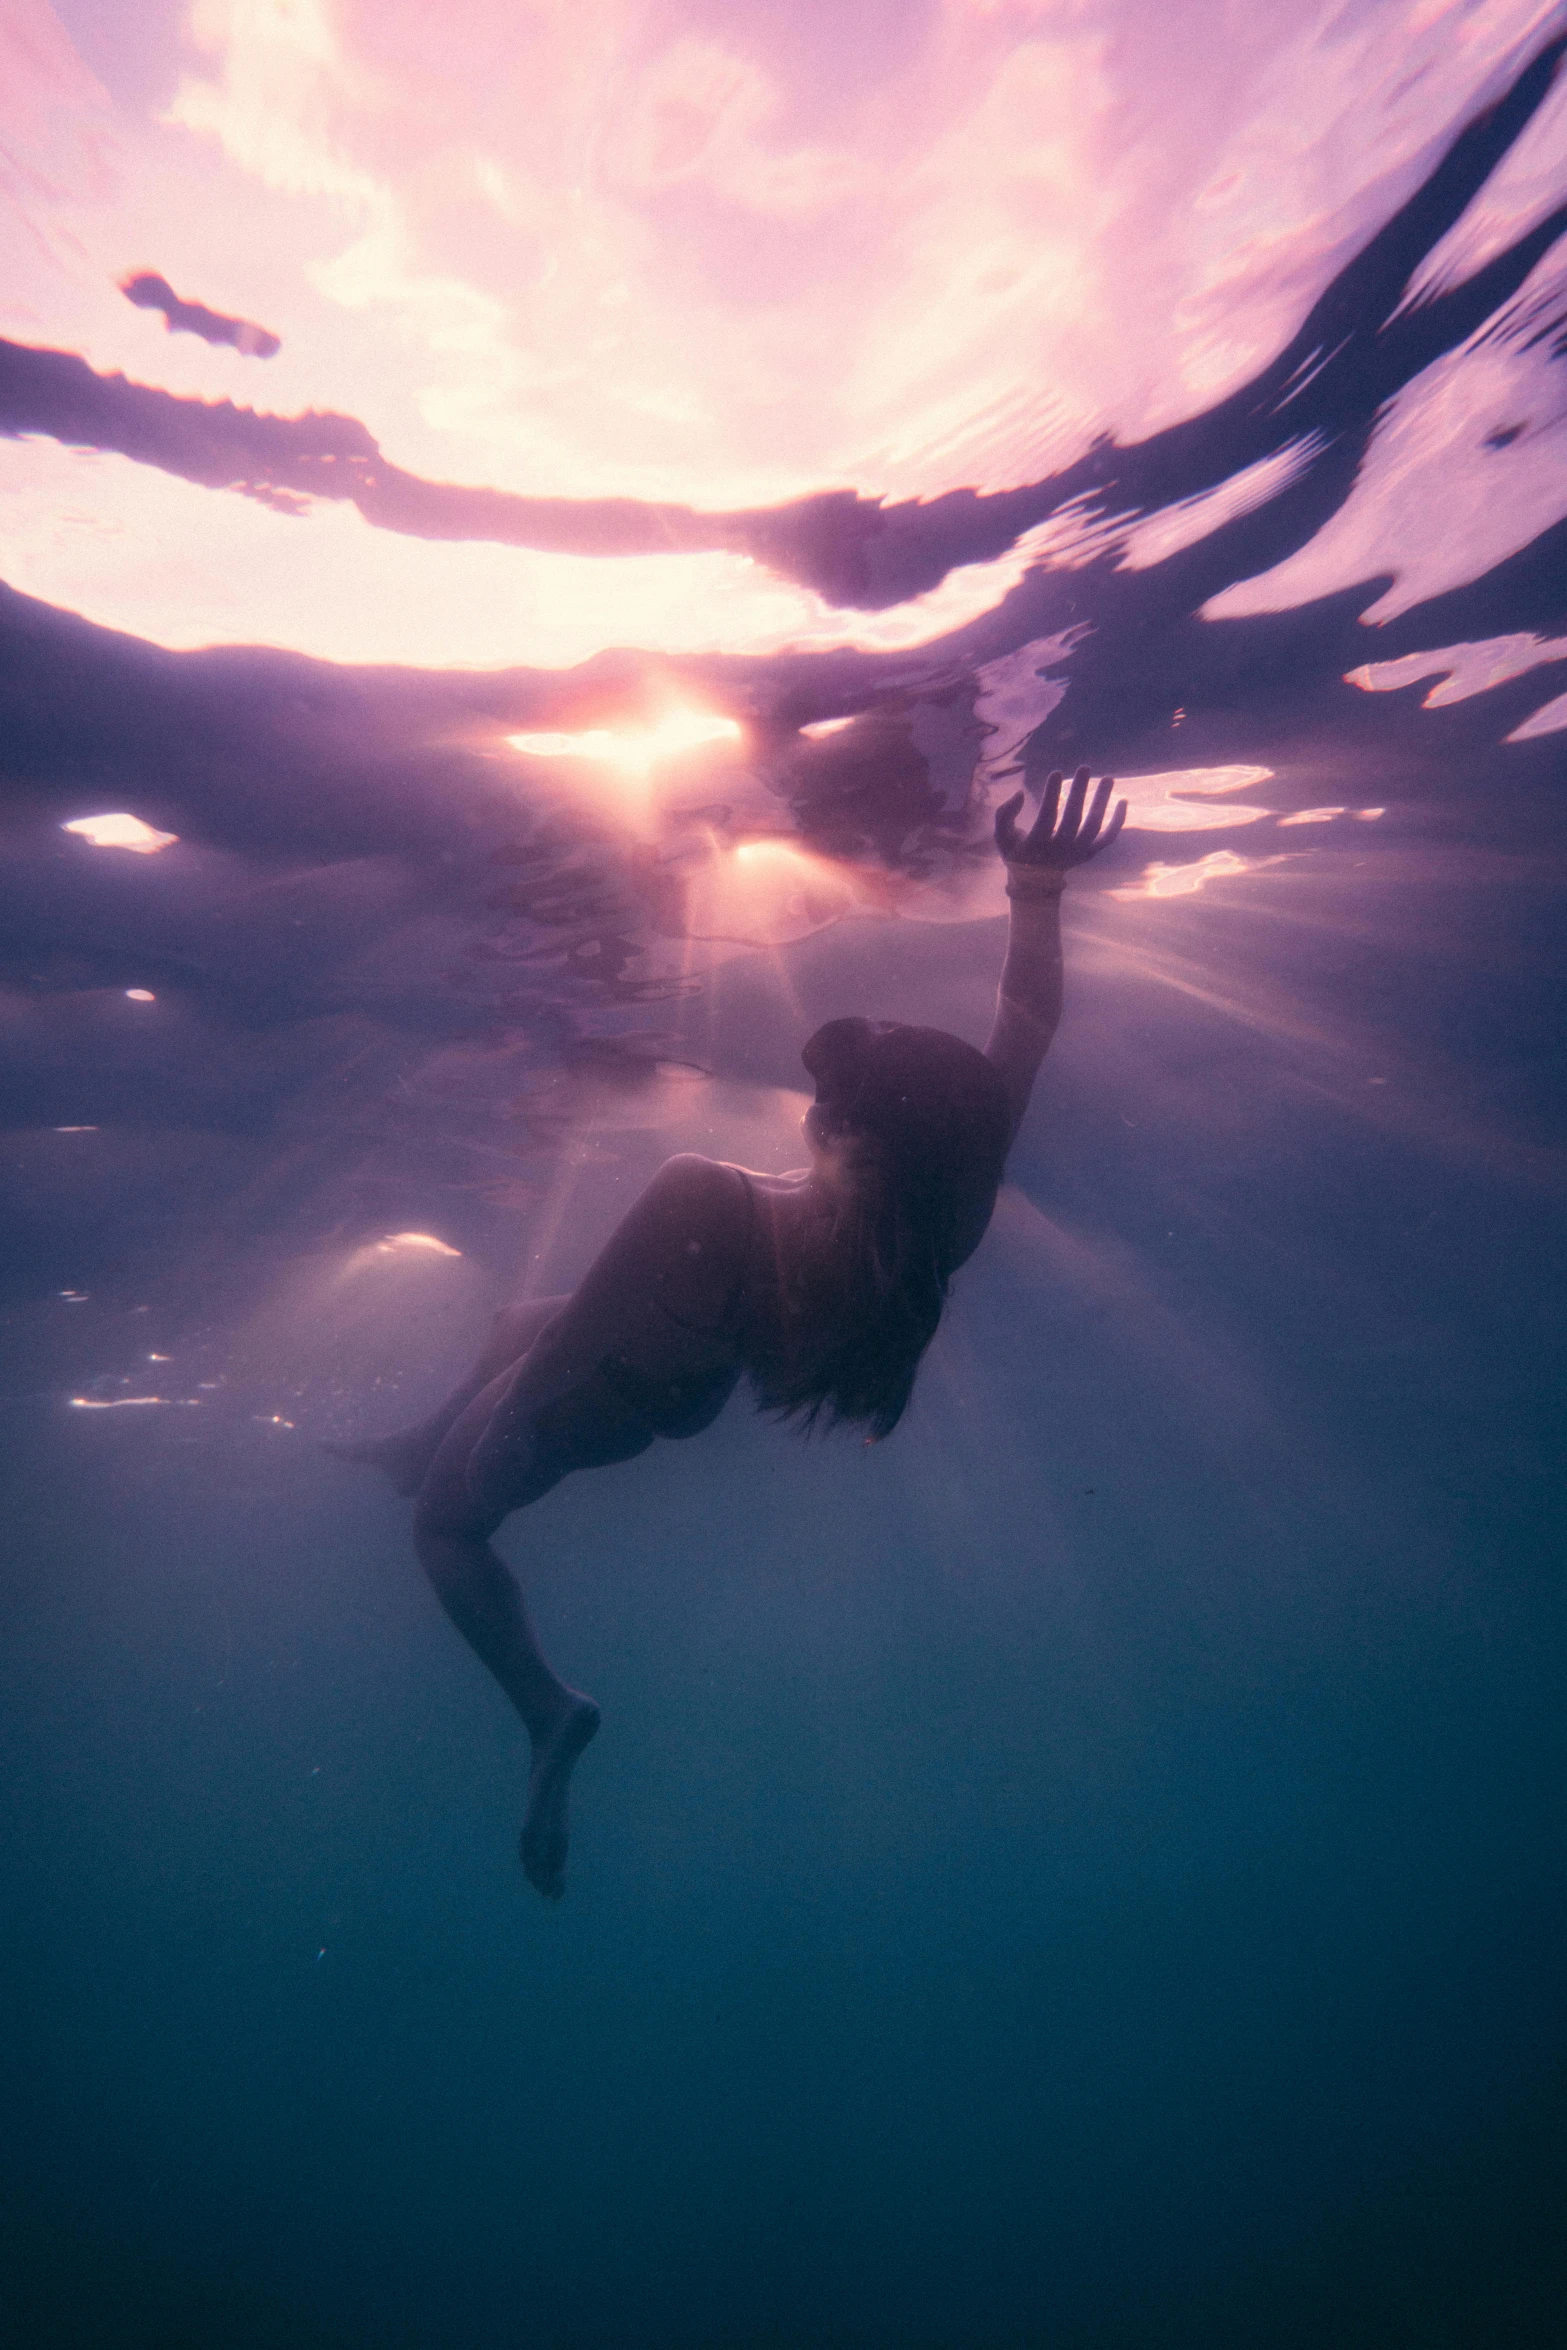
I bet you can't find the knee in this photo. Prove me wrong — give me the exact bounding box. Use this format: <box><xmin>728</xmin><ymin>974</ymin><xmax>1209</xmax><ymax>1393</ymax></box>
<box><xmin>413</xmin><ymin>1469</ymin><xmax>499</xmax><ymax>1551</ymax></box>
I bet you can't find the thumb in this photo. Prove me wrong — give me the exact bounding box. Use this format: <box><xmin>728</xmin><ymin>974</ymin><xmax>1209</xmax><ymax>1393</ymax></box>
<box><xmin>995</xmin><ymin>791</ymin><xmax>1025</xmax><ymax>851</ymax></box>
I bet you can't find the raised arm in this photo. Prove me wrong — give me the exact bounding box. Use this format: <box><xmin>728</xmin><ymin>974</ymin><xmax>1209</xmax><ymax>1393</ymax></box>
<box><xmin>985</xmin><ymin>766</ymin><xmax>1126</xmax><ymax>1145</ymax></box>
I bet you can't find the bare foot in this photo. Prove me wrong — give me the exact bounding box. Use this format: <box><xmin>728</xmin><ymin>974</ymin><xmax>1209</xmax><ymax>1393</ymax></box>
<box><xmin>520</xmin><ymin>1692</ymin><xmax>601</xmax><ymax>1899</ymax></box>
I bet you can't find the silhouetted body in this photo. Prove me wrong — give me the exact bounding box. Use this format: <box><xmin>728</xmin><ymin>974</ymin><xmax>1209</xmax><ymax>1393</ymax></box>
<box><xmin>333</xmin><ymin>770</ymin><xmax>1124</xmax><ymax>1893</ymax></box>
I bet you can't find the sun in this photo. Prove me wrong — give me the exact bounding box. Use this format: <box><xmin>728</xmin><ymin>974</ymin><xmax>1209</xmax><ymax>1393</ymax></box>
<box><xmin>506</xmin><ymin>707</ymin><xmax>742</xmax><ymax>778</ymax></box>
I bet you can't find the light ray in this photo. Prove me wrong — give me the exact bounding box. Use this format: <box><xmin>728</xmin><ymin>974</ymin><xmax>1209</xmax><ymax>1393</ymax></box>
<box><xmin>683</xmin><ymin>840</ymin><xmax>865</xmax><ymax>947</ymax></box>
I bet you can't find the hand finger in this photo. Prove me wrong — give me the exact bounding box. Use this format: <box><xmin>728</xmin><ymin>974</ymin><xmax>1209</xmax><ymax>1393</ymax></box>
<box><xmin>1028</xmin><ymin>770</ymin><xmax>1063</xmax><ymax>848</ymax></box>
<box><xmin>1100</xmin><ymin>797</ymin><xmax>1127</xmax><ymax>850</ymax></box>
<box><xmin>1056</xmin><ymin>765</ymin><xmax>1091</xmax><ymax>849</ymax></box>
<box><xmin>994</xmin><ymin>790</ymin><xmax>1025</xmax><ymax>855</ymax></box>
<box><xmin>1081</xmin><ymin>774</ymin><xmax>1115</xmax><ymax>845</ymax></box>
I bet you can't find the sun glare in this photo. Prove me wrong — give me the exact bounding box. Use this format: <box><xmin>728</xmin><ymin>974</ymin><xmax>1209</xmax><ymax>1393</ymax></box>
<box><xmin>506</xmin><ymin>709</ymin><xmax>743</xmax><ymax>778</ymax></box>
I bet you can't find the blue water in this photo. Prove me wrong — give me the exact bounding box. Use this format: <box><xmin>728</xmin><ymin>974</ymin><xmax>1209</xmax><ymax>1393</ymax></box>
<box><xmin>4</xmin><ymin>17</ymin><xmax>1567</xmax><ymax>2349</ymax></box>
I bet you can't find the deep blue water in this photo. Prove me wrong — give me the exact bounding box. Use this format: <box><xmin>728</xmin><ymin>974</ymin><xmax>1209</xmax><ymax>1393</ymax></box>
<box><xmin>4</xmin><ymin>15</ymin><xmax>1567</xmax><ymax>2349</ymax></box>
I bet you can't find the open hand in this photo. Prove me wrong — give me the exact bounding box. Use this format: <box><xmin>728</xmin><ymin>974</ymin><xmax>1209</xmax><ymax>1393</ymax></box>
<box><xmin>995</xmin><ymin>766</ymin><xmax>1126</xmax><ymax>886</ymax></box>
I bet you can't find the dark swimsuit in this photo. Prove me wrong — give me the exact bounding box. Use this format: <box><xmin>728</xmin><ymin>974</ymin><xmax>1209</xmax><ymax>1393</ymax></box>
<box><xmin>526</xmin><ymin>1165</ymin><xmax>756</xmax><ymax>1476</ymax></box>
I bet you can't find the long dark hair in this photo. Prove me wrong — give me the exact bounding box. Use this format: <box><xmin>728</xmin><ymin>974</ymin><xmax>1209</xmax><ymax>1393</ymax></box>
<box><xmin>749</xmin><ymin>1020</ymin><xmax>1010</xmax><ymax>1440</ymax></box>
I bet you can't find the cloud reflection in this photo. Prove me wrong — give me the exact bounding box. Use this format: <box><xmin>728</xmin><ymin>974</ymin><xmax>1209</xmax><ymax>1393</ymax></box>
<box><xmin>1116</xmin><ymin>768</ymin><xmax>1275</xmax><ymax>833</ymax></box>
<box><xmin>1504</xmin><ymin>689</ymin><xmax>1567</xmax><ymax>739</ymax></box>
<box><xmin>1111</xmin><ymin>850</ymin><xmax>1283</xmax><ymax>902</ymax></box>
<box><xmin>62</xmin><ymin>813</ymin><xmax>179</xmax><ymax>854</ymax></box>
<box><xmin>1346</xmin><ymin>631</ymin><xmax>1567</xmax><ymax>706</ymax></box>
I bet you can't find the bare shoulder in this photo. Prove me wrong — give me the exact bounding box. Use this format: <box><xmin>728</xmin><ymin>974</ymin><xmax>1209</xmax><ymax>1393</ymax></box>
<box><xmin>637</xmin><ymin>1154</ymin><xmax>752</xmax><ymax>1299</ymax></box>
<box><xmin>645</xmin><ymin>1151</ymin><xmax>751</xmax><ymax>1220</ymax></box>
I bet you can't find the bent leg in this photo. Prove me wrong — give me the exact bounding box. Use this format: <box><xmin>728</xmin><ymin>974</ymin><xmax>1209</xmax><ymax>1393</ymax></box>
<box><xmin>413</xmin><ymin>1385</ymin><xmax>597</xmax><ymax>1899</ymax></box>
<box><xmin>415</xmin><ymin>1522</ymin><xmax>600</xmax><ymax>1899</ymax></box>
<box><xmin>327</xmin><ymin>1296</ymin><xmax>570</xmax><ymax>1496</ymax></box>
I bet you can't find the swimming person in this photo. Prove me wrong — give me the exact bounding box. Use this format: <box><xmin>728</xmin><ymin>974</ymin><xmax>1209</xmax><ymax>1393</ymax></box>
<box><xmin>332</xmin><ymin>767</ymin><xmax>1126</xmax><ymax>1895</ymax></box>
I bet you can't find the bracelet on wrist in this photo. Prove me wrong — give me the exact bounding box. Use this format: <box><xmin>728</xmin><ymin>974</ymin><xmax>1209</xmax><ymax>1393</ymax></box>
<box><xmin>1005</xmin><ymin>868</ymin><xmax>1068</xmax><ymax>900</ymax></box>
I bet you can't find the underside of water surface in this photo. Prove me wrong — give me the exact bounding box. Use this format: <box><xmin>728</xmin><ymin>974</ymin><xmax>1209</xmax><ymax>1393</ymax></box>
<box><xmin>2</xmin><ymin>6</ymin><xmax>1566</xmax><ymax>2347</ymax></box>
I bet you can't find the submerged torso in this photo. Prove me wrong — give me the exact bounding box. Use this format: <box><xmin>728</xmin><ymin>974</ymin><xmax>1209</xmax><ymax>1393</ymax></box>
<box><xmin>509</xmin><ymin>1146</ymin><xmax>979</xmax><ymax>1481</ymax></box>
<box><xmin>599</xmin><ymin>1162</ymin><xmax>757</xmax><ymax>1439</ymax></box>
<box><xmin>527</xmin><ymin>1159</ymin><xmax>777</xmax><ymax>1474</ymax></box>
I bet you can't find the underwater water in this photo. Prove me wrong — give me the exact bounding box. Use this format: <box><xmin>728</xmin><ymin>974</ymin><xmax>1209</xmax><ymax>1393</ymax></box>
<box><xmin>3</xmin><ymin>3</ymin><xmax>1567</xmax><ymax>2344</ymax></box>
